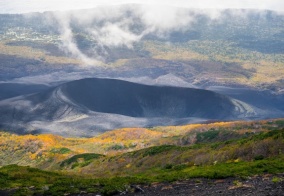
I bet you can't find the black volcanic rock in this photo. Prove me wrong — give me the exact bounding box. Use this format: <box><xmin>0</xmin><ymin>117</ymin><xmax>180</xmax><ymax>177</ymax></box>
<box><xmin>58</xmin><ymin>78</ymin><xmax>235</xmax><ymax>119</ymax></box>
<box><xmin>0</xmin><ymin>78</ymin><xmax>256</xmax><ymax>136</ymax></box>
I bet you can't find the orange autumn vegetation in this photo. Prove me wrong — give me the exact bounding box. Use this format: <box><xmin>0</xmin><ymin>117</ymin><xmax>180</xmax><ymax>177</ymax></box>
<box><xmin>0</xmin><ymin>118</ymin><xmax>283</xmax><ymax>168</ymax></box>
<box><xmin>90</xmin><ymin>128</ymin><xmax>162</xmax><ymax>141</ymax></box>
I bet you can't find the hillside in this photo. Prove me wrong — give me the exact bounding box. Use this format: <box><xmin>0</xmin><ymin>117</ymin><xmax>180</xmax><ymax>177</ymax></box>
<box><xmin>0</xmin><ymin>8</ymin><xmax>283</xmax><ymax>93</ymax></box>
<box><xmin>0</xmin><ymin>8</ymin><xmax>283</xmax><ymax>138</ymax></box>
<box><xmin>0</xmin><ymin>4</ymin><xmax>283</xmax><ymax>196</ymax></box>
<box><xmin>0</xmin><ymin>119</ymin><xmax>284</xmax><ymax>195</ymax></box>
<box><xmin>0</xmin><ymin>119</ymin><xmax>283</xmax><ymax>169</ymax></box>
<box><xmin>0</xmin><ymin>77</ymin><xmax>261</xmax><ymax>137</ymax></box>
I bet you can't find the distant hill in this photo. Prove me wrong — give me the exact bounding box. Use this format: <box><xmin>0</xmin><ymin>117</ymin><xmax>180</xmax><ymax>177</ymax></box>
<box><xmin>0</xmin><ymin>78</ymin><xmax>257</xmax><ymax>136</ymax></box>
<box><xmin>60</xmin><ymin>78</ymin><xmax>240</xmax><ymax>118</ymax></box>
<box><xmin>0</xmin><ymin>8</ymin><xmax>283</xmax><ymax>92</ymax></box>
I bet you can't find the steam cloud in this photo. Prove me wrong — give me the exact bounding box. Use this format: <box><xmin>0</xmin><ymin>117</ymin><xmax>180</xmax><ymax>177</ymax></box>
<box><xmin>48</xmin><ymin>5</ymin><xmax>202</xmax><ymax>64</ymax></box>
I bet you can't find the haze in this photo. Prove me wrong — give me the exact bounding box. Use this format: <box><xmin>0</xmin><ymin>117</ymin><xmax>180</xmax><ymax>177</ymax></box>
<box><xmin>1</xmin><ymin>0</ymin><xmax>284</xmax><ymax>13</ymax></box>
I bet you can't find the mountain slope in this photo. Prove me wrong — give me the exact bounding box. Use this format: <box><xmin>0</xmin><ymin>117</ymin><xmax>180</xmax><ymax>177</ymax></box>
<box><xmin>0</xmin><ymin>119</ymin><xmax>283</xmax><ymax>169</ymax></box>
<box><xmin>60</xmin><ymin>78</ymin><xmax>241</xmax><ymax>118</ymax></box>
<box><xmin>0</xmin><ymin>119</ymin><xmax>284</xmax><ymax>195</ymax></box>
<box><xmin>0</xmin><ymin>78</ymin><xmax>256</xmax><ymax>136</ymax></box>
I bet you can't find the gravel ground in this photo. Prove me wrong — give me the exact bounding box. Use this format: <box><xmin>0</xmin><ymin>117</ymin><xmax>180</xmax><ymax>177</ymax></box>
<box><xmin>0</xmin><ymin>174</ymin><xmax>283</xmax><ymax>196</ymax></box>
<box><xmin>118</xmin><ymin>173</ymin><xmax>284</xmax><ymax>196</ymax></box>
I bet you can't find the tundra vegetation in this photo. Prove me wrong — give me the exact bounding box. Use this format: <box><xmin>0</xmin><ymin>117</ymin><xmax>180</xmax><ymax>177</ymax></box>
<box><xmin>0</xmin><ymin>119</ymin><xmax>284</xmax><ymax>195</ymax></box>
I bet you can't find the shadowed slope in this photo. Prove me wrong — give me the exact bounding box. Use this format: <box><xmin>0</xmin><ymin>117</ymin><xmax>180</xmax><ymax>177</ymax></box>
<box><xmin>0</xmin><ymin>78</ymin><xmax>256</xmax><ymax>136</ymax></box>
<box><xmin>59</xmin><ymin>78</ymin><xmax>236</xmax><ymax>119</ymax></box>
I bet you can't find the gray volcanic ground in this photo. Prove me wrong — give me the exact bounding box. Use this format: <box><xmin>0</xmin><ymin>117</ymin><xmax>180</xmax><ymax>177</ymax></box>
<box><xmin>0</xmin><ymin>7</ymin><xmax>283</xmax><ymax>137</ymax></box>
<box><xmin>1</xmin><ymin>77</ymin><xmax>283</xmax><ymax>137</ymax></box>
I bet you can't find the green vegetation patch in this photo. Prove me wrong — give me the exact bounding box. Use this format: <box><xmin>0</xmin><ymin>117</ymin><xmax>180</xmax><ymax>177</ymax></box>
<box><xmin>108</xmin><ymin>144</ymin><xmax>125</xmax><ymax>150</ymax></box>
<box><xmin>196</xmin><ymin>129</ymin><xmax>242</xmax><ymax>143</ymax></box>
<box><xmin>196</xmin><ymin>129</ymin><xmax>221</xmax><ymax>142</ymax></box>
<box><xmin>60</xmin><ymin>153</ymin><xmax>104</xmax><ymax>168</ymax></box>
<box><xmin>50</xmin><ymin>147</ymin><xmax>71</xmax><ymax>154</ymax></box>
<box><xmin>0</xmin><ymin>165</ymin><xmax>148</xmax><ymax>196</ymax></box>
<box><xmin>141</xmin><ymin>145</ymin><xmax>186</xmax><ymax>157</ymax></box>
<box><xmin>275</xmin><ymin>120</ymin><xmax>284</xmax><ymax>127</ymax></box>
<box><xmin>2</xmin><ymin>157</ymin><xmax>284</xmax><ymax>195</ymax></box>
<box><xmin>136</xmin><ymin>156</ymin><xmax>284</xmax><ymax>182</ymax></box>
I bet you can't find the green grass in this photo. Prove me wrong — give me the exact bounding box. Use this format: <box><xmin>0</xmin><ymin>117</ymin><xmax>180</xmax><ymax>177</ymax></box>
<box><xmin>1</xmin><ymin>156</ymin><xmax>284</xmax><ymax>195</ymax></box>
<box><xmin>60</xmin><ymin>153</ymin><xmax>104</xmax><ymax>168</ymax></box>
<box><xmin>141</xmin><ymin>145</ymin><xmax>185</xmax><ymax>156</ymax></box>
<box><xmin>0</xmin><ymin>165</ymin><xmax>148</xmax><ymax>196</ymax></box>
<box><xmin>50</xmin><ymin>147</ymin><xmax>71</xmax><ymax>154</ymax></box>
<box><xmin>275</xmin><ymin>120</ymin><xmax>284</xmax><ymax>127</ymax></box>
<box><xmin>272</xmin><ymin>176</ymin><xmax>283</xmax><ymax>183</ymax></box>
<box><xmin>134</xmin><ymin>156</ymin><xmax>284</xmax><ymax>182</ymax></box>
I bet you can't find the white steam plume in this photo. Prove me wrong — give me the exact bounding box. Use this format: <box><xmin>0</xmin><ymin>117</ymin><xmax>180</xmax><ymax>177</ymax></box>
<box><xmin>53</xmin><ymin>12</ymin><xmax>100</xmax><ymax>65</ymax></box>
<box><xmin>50</xmin><ymin>5</ymin><xmax>199</xmax><ymax>64</ymax></box>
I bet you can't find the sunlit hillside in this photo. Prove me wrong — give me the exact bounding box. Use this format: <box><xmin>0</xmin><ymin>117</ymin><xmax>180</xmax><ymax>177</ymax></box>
<box><xmin>1</xmin><ymin>119</ymin><xmax>283</xmax><ymax>170</ymax></box>
<box><xmin>0</xmin><ymin>118</ymin><xmax>284</xmax><ymax>195</ymax></box>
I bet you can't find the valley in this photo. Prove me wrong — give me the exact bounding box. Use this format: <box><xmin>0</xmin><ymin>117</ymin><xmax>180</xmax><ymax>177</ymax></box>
<box><xmin>0</xmin><ymin>3</ymin><xmax>283</xmax><ymax>196</ymax></box>
<box><xmin>0</xmin><ymin>8</ymin><xmax>283</xmax><ymax>137</ymax></box>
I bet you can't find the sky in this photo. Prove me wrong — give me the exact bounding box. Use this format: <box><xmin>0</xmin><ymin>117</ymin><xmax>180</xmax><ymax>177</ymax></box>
<box><xmin>1</xmin><ymin>0</ymin><xmax>284</xmax><ymax>14</ymax></box>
